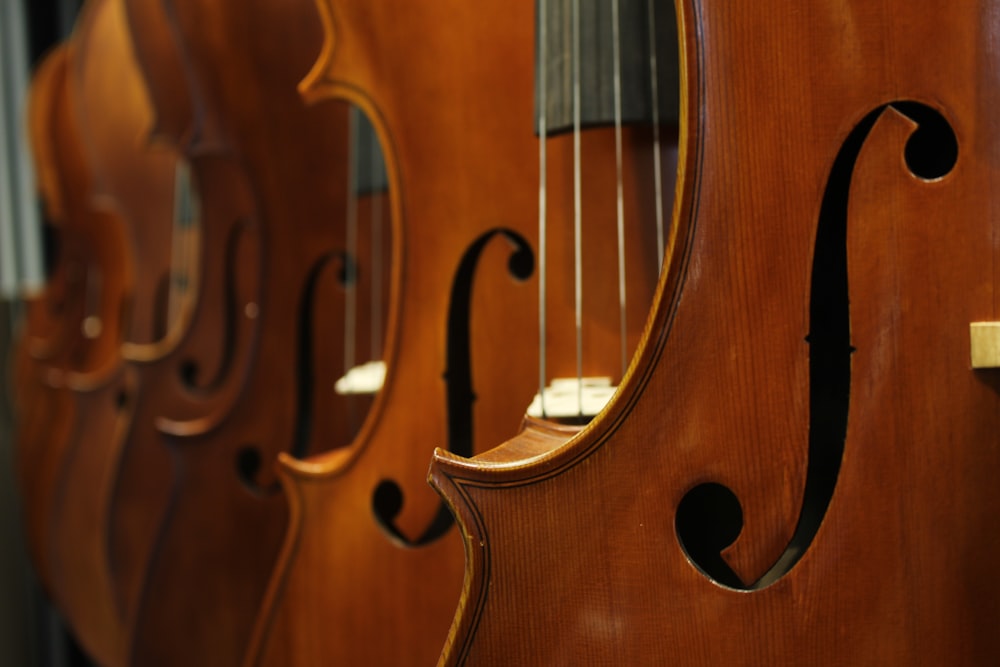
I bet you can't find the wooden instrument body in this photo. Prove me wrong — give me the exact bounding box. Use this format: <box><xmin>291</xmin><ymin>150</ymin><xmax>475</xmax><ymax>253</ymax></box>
<box><xmin>123</xmin><ymin>0</ymin><xmax>380</xmax><ymax>664</ymax></box>
<box><xmin>72</xmin><ymin>0</ymin><xmax>185</xmax><ymax>355</ymax></box>
<box><xmin>15</xmin><ymin>47</ymin><xmax>84</xmax><ymax>590</ymax></box>
<box><xmin>16</xmin><ymin>44</ymin><xmax>88</xmax><ymax>380</ymax></box>
<box><xmin>32</xmin><ymin>0</ymin><xmax>197</xmax><ymax>662</ymax></box>
<box><xmin>430</xmin><ymin>1</ymin><xmax>1000</xmax><ymax>664</ymax></box>
<box><xmin>244</xmin><ymin>1</ymin><xmax>667</xmax><ymax>666</ymax></box>
<box><xmin>14</xmin><ymin>43</ymin><xmax>131</xmax><ymax>613</ymax></box>
<box><xmin>77</xmin><ymin>0</ymin><xmax>260</xmax><ymax>664</ymax></box>
<box><xmin>241</xmin><ymin>5</ymin><xmax>536</xmax><ymax>662</ymax></box>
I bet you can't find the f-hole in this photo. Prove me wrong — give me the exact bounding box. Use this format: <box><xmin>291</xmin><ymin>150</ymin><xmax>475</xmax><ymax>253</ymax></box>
<box><xmin>372</xmin><ymin>229</ymin><xmax>534</xmax><ymax>547</ymax></box>
<box><xmin>179</xmin><ymin>217</ymin><xmax>250</xmax><ymax>392</ymax></box>
<box><xmin>152</xmin><ymin>271</ymin><xmax>172</xmax><ymax>342</ymax></box>
<box><xmin>236</xmin><ymin>250</ymin><xmax>355</xmax><ymax>495</ymax></box>
<box><xmin>675</xmin><ymin>101</ymin><xmax>957</xmax><ymax>589</ymax></box>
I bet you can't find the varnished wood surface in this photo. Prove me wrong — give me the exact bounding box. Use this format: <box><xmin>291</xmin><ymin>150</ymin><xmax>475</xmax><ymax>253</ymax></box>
<box><xmin>78</xmin><ymin>0</ymin><xmax>265</xmax><ymax>659</ymax></box>
<box><xmin>431</xmin><ymin>1</ymin><xmax>1000</xmax><ymax>664</ymax></box>
<box><xmin>14</xmin><ymin>40</ymin><xmax>132</xmax><ymax>629</ymax></box>
<box><xmin>35</xmin><ymin>0</ymin><xmax>190</xmax><ymax>663</ymax></box>
<box><xmin>241</xmin><ymin>5</ymin><xmax>535</xmax><ymax>663</ymax></box>
<box><xmin>243</xmin><ymin>1</ymin><xmax>669</xmax><ymax>666</ymax></box>
<box><xmin>22</xmin><ymin>2</ymin><xmax>992</xmax><ymax>666</ymax></box>
<box><xmin>122</xmin><ymin>0</ymin><xmax>383</xmax><ymax>664</ymax></box>
<box><xmin>14</xmin><ymin>46</ymin><xmax>81</xmax><ymax>595</ymax></box>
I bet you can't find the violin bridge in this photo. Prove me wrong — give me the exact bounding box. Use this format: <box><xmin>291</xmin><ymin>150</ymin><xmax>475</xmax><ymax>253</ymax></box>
<box><xmin>334</xmin><ymin>360</ymin><xmax>387</xmax><ymax>395</ymax></box>
<box><xmin>526</xmin><ymin>377</ymin><xmax>617</xmax><ymax>420</ymax></box>
<box><xmin>970</xmin><ymin>322</ymin><xmax>1000</xmax><ymax>368</ymax></box>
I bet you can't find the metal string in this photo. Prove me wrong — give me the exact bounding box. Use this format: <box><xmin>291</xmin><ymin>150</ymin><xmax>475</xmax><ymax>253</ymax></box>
<box><xmin>344</xmin><ymin>107</ymin><xmax>359</xmax><ymax>373</ymax></box>
<box><xmin>612</xmin><ymin>0</ymin><xmax>628</xmax><ymax>379</ymax></box>
<box><xmin>369</xmin><ymin>142</ymin><xmax>383</xmax><ymax>361</ymax></box>
<box><xmin>537</xmin><ymin>0</ymin><xmax>549</xmax><ymax>418</ymax></box>
<box><xmin>572</xmin><ymin>0</ymin><xmax>584</xmax><ymax>419</ymax></box>
<box><xmin>647</xmin><ymin>0</ymin><xmax>666</xmax><ymax>268</ymax></box>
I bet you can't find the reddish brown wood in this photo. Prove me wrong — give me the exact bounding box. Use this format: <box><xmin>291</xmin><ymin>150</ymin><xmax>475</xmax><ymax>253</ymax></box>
<box><xmin>14</xmin><ymin>47</ymin><xmax>81</xmax><ymax>593</ymax></box>
<box><xmin>14</xmin><ymin>40</ymin><xmax>132</xmax><ymax>617</ymax></box>
<box><xmin>242</xmin><ymin>1</ymin><xmax>669</xmax><ymax>666</ymax></box>
<box><xmin>121</xmin><ymin>0</ymin><xmax>383</xmax><ymax>664</ymax></box>
<box><xmin>71</xmin><ymin>0</ymin><xmax>183</xmax><ymax>353</ymax></box>
<box><xmin>431</xmin><ymin>1</ymin><xmax>1000</xmax><ymax>664</ymax></box>
<box><xmin>91</xmin><ymin>5</ymin><xmax>262</xmax><ymax>666</ymax></box>
<box><xmin>31</xmin><ymin>0</ymin><xmax>192</xmax><ymax>662</ymax></box>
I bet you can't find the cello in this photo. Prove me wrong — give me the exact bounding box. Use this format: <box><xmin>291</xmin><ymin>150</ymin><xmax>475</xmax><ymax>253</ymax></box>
<box><xmin>14</xmin><ymin>41</ymin><xmax>132</xmax><ymax>610</ymax></box>
<box><xmin>245</xmin><ymin>1</ymin><xmax>673</xmax><ymax>665</ymax></box>
<box><xmin>122</xmin><ymin>0</ymin><xmax>383</xmax><ymax>663</ymax></box>
<box><xmin>38</xmin><ymin>0</ymin><xmax>197</xmax><ymax>662</ymax></box>
<box><xmin>430</xmin><ymin>0</ymin><xmax>1000</xmax><ymax>664</ymax></box>
<box><xmin>15</xmin><ymin>43</ymin><xmax>84</xmax><ymax>595</ymax></box>
<box><xmin>99</xmin><ymin>0</ymin><xmax>264</xmax><ymax>661</ymax></box>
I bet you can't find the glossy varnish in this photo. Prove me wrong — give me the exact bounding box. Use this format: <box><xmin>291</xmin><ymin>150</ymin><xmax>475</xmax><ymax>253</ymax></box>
<box><xmin>244</xmin><ymin>0</ymin><xmax>668</xmax><ymax>665</ymax></box>
<box><xmin>431</xmin><ymin>1</ymin><xmax>1000</xmax><ymax>664</ymax></box>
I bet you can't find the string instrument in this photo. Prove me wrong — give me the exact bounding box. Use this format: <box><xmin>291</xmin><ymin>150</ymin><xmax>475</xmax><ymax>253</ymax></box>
<box><xmin>123</xmin><ymin>0</ymin><xmax>383</xmax><ymax>663</ymax></box>
<box><xmin>72</xmin><ymin>0</ymin><xmax>198</xmax><ymax>355</ymax></box>
<box><xmin>14</xmin><ymin>43</ymin><xmax>84</xmax><ymax>594</ymax></box>
<box><xmin>97</xmin><ymin>0</ymin><xmax>262</xmax><ymax>662</ymax></box>
<box><xmin>244</xmin><ymin>1</ymin><xmax>672</xmax><ymax>665</ymax></box>
<box><xmin>14</xmin><ymin>48</ymin><xmax>86</xmax><ymax>388</ymax></box>
<box><xmin>430</xmin><ymin>0</ymin><xmax>1000</xmax><ymax>663</ymax></box>
<box><xmin>34</xmin><ymin>0</ymin><xmax>199</xmax><ymax>662</ymax></box>
<box><xmin>14</xmin><ymin>42</ymin><xmax>131</xmax><ymax>606</ymax></box>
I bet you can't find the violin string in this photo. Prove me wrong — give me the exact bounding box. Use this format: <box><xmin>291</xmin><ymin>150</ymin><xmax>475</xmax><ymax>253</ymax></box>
<box><xmin>647</xmin><ymin>0</ymin><xmax>666</xmax><ymax>269</ymax></box>
<box><xmin>572</xmin><ymin>0</ymin><xmax>584</xmax><ymax>418</ymax></box>
<box><xmin>344</xmin><ymin>106</ymin><xmax>359</xmax><ymax>373</ymax></box>
<box><xmin>611</xmin><ymin>0</ymin><xmax>627</xmax><ymax>380</ymax></box>
<box><xmin>537</xmin><ymin>0</ymin><xmax>549</xmax><ymax>418</ymax></box>
<box><xmin>369</xmin><ymin>132</ymin><xmax>383</xmax><ymax>362</ymax></box>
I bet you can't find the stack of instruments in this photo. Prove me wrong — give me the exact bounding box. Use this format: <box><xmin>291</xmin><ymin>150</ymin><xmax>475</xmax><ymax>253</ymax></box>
<box><xmin>9</xmin><ymin>0</ymin><xmax>1000</xmax><ymax>664</ymax></box>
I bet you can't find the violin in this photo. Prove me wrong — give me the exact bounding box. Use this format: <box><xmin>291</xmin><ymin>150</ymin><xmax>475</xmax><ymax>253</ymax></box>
<box><xmin>122</xmin><ymin>0</ymin><xmax>382</xmax><ymax>663</ymax></box>
<box><xmin>244</xmin><ymin>0</ymin><xmax>673</xmax><ymax>665</ymax></box>
<box><xmin>430</xmin><ymin>0</ymin><xmax>1000</xmax><ymax>663</ymax></box>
